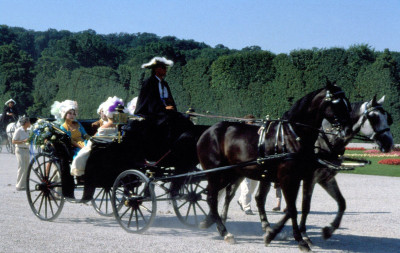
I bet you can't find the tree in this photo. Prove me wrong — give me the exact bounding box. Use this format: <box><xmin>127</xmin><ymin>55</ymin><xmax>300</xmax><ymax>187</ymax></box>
<box><xmin>0</xmin><ymin>43</ymin><xmax>34</xmax><ymax>112</ymax></box>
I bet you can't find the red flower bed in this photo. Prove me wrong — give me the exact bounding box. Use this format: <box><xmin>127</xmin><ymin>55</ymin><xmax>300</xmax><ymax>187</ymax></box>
<box><xmin>345</xmin><ymin>147</ymin><xmax>366</xmax><ymax>150</ymax></box>
<box><xmin>378</xmin><ymin>159</ymin><xmax>400</xmax><ymax>165</ymax></box>
<box><xmin>364</xmin><ymin>149</ymin><xmax>380</xmax><ymax>154</ymax></box>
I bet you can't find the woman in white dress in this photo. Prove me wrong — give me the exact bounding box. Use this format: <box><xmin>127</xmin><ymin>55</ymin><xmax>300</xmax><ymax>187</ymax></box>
<box><xmin>70</xmin><ymin>96</ymin><xmax>126</xmax><ymax>176</ymax></box>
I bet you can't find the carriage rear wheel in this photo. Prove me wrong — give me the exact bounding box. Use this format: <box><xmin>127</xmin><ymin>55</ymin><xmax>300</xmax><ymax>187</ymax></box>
<box><xmin>91</xmin><ymin>187</ymin><xmax>114</xmax><ymax>216</ymax></box>
<box><xmin>171</xmin><ymin>174</ymin><xmax>209</xmax><ymax>227</ymax></box>
<box><xmin>26</xmin><ymin>153</ymin><xmax>65</xmax><ymax>221</ymax></box>
<box><xmin>112</xmin><ymin>170</ymin><xmax>156</xmax><ymax>233</ymax></box>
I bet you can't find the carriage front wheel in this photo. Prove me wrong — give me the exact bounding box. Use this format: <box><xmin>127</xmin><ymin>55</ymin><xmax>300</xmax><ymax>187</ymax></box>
<box><xmin>171</xmin><ymin>175</ymin><xmax>209</xmax><ymax>227</ymax></box>
<box><xmin>26</xmin><ymin>153</ymin><xmax>65</xmax><ymax>221</ymax></box>
<box><xmin>112</xmin><ymin>170</ymin><xmax>156</xmax><ymax>233</ymax></box>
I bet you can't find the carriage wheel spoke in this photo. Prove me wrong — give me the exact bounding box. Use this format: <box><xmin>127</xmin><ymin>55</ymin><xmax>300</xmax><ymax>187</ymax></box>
<box><xmin>138</xmin><ymin>207</ymin><xmax>147</xmax><ymax>223</ymax></box>
<box><xmin>139</xmin><ymin>204</ymin><xmax>152</xmax><ymax>213</ymax></box>
<box><xmin>48</xmin><ymin>168</ymin><xmax>59</xmax><ymax>181</ymax></box>
<box><xmin>48</xmin><ymin>193</ymin><xmax>60</xmax><ymax>208</ymax></box>
<box><xmin>32</xmin><ymin>191</ymin><xmax>44</xmax><ymax>206</ymax></box>
<box><xmin>29</xmin><ymin>178</ymin><xmax>41</xmax><ymax>185</ymax></box>
<box><xmin>98</xmin><ymin>190</ymin><xmax>106</xmax><ymax>210</ymax></box>
<box><xmin>195</xmin><ymin>200</ymin><xmax>208</xmax><ymax>216</ymax></box>
<box><xmin>135</xmin><ymin>209</ymin><xmax>139</xmax><ymax>230</ymax></box>
<box><xmin>32</xmin><ymin>168</ymin><xmax>44</xmax><ymax>182</ymax></box>
<box><xmin>47</xmin><ymin>196</ymin><xmax>55</xmax><ymax>216</ymax></box>
<box><xmin>178</xmin><ymin>200</ymin><xmax>189</xmax><ymax>209</ymax></box>
<box><xmin>127</xmin><ymin>208</ymin><xmax>134</xmax><ymax>229</ymax></box>
<box><xmin>193</xmin><ymin>204</ymin><xmax>198</xmax><ymax>224</ymax></box>
<box><xmin>120</xmin><ymin>206</ymin><xmax>131</xmax><ymax>219</ymax></box>
<box><xmin>44</xmin><ymin>196</ymin><xmax>48</xmax><ymax>219</ymax></box>
<box><xmin>185</xmin><ymin>202</ymin><xmax>192</xmax><ymax>220</ymax></box>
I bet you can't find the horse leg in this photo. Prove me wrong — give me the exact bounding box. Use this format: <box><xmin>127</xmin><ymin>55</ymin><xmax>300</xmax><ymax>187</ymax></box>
<box><xmin>255</xmin><ymin>181</ymin><xmax>271</xmax><ymax>232</ymax></box>
<box><xmin>319</xmin><ymin>177</ymin><xmax>346</xmax><ymax>239</ymax></box>
<box><xmin>265</xmin><ymin>175</ymin><xmax>311</xmax><ymax>251</ymax></box>
<box><xmin>199</xmin><ymin>177</ymin><xmax>236</xmax><ymax>244</ymax></box>
<box><xmin>299</xmin><ymin>177</ymin><xmax>316</xmax><ymax>247</ymax></box>
<box><xmin>221</xmin><ymin>178</ymin><xmax>242</xmax><ymax>223</ymax></box>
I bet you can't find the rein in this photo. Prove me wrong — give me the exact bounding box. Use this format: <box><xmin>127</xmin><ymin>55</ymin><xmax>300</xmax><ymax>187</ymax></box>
<box><xmin>186</xmin><ymin>111</ymin><xmax>263</xmax><ymax>123</ymax></box>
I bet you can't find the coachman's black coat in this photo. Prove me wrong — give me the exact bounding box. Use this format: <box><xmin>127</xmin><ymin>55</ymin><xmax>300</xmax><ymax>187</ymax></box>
<box><xmin>134</xmin><ymin>74</ymin><xmax>193</xmax><ymax>147</ymax></box>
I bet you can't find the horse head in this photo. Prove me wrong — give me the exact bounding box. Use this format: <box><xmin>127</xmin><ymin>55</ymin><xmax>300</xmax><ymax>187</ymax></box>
<box><xmin>355</xmin><ymin>95</ymin><xmax>394</xmax><ymax>153</ymax></box>
<box><xmin>320</xmin><ymin>81</ymin><xmax>353</xmax><ymax>136</ymax></box>
<box><xmin>286</xmin><ymin>81</ymin><xmax>352</xmax><ymax>143</ymax></box>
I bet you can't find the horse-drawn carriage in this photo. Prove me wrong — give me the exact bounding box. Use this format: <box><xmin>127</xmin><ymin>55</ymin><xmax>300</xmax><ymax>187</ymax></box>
<box><xmin>25</xmin><ymin>112</ymin><xmax>211</xmax><ymax>232</ymax></box>
<box><xmin>25</xmin><ymin>82</ymin><xmax>394</xmax><ymax>251</ymax></box>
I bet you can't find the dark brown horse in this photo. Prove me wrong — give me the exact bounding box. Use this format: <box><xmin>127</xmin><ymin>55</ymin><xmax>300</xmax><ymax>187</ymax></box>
<box><xmin>197</xmin><ymin>83</ymin><xmax>352</xmax><ymax>251</ymax></box>
<box><xmin>299</xmin><ymin>95</ymin><xmax>394</xmax><ymax>244</ymax></box>
<box><xmin>219</xmin><ymin>95</ymin><xmax>394</xmax><ymax>246</ymax></box>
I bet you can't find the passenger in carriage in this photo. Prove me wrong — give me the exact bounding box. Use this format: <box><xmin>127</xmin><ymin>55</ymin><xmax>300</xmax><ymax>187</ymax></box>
<box><xmin>70</xmin><ymin>96</ymin><xmax>125</xmax><ymax>177</ymax></box>
<box><xmin>91</xmin><ymin>101</ymin><xmax>108</xmax><ymax>132</ymax></box>
<box><xmin>134</xmin><ymin>57</ymin><xmax>193</xmax><ymax>147</ymax></box>
<box><xmin>50</xmin><ymin>100</ymin><xmax>90</xmax><ymax>158</ymax></box>
<box><xmin>0</xmin><ymin>99</ymin><xmax>19</xmax><ymax>132</ymax></box>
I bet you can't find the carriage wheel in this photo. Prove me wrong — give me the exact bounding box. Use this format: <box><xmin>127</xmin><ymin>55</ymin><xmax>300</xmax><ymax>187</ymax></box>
<box><xmin>26</xmin><ymin>153</ymin><xmax>65</xmax><ymax>221</ymax></box>
<box><xmin>91</xmin><ymin>187</ymin><xmax>114</xmax><ymax>217</ymax></box>
<box><xmin>171</xmin><ymin>175</ymin><xmax>209</xmax><ymax>227</ymax></box>
<box><xmin>112</xmin><ymin>170</ymin><xmax>156</xmax><ymax>233</ymax></box>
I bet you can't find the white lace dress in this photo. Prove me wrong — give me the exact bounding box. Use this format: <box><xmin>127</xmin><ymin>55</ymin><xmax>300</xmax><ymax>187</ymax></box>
<box><xmin>70</xmin><ymin>127</ymin><xmax>118</xmax><ymax>176</ymax></box>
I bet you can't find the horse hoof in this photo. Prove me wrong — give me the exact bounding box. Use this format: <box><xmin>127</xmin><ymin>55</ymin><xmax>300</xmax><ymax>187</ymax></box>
<box><xmin>263</xmin><ymin>231</ymin><xmax>273</xmax><ymax>245</ymax></box>
<box><xmin>299</xmin><ymin>240</ymin><xmax>311</xmax><ymax>252</ymax></box>
<box><xmin>224</xmin><ymin>233</ymin><xmax>236</xmax><ymax>244</ymax></box>
<box><xmin>304</xmin><ymin>237</ymin><xmax>313</xmax><ymax>247</ymax></box>
<box><xmin>322</xmin><ymin>226</ymin><xmax>333</xmax><ymax>240</ymax></box>
<box><xmin>301</xmin><ymin>232</ymin><xmax>313</xmax><ymax>246</ymax></box>
<box><xmin>198</xmin><ymin>219</ymin><xmax>214</xmax><ymax>229</ymax></box>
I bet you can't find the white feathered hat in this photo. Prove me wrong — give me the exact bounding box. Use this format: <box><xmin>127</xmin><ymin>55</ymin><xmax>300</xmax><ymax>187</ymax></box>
<box><xmin>5</xmin><ymin>99</ymin><xmax>16</xmax><ymax>106</ymax></box>
<box><xmin>101</xmin><ymin>96</ymin><xmax>127</xmax><ymax>119</ymax></box>
<box><xmin>97</xmin><ymin>101</ymin><xmax>106</xmax><ymax>115</ymax></box>
<box><xmin>126</xmin><ymin>97</ymin><xmax>138</xmax><ymax>115</ymax></box>
<box><xmin>51</xmin><ymin>100</ymin><xmax>78</xmax><ymax>121</ymax></box>
<box><xmin>141</xmin><ymin>57</ymin><xmax>174</xmax><ymax>69</ymax></box>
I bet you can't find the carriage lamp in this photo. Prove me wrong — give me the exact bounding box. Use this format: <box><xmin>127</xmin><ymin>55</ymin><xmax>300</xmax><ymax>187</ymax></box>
<box><xmin>112</xmin><ymin>104</ymin><xmax>128</xmax><ymax>125</ymax></box>
<box><xmin>112</xmin><ymin>104</ymin><xmax>129</xmax><ymax>143</ymax></box>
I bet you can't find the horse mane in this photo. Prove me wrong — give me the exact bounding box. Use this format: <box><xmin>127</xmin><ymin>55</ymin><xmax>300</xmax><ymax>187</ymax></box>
<box><xmin>282</xmin><ymin>88</ymin><xmax>324</xmax><ymax>121</ymax></box>
<box><xmin>350</xmin><ymin>102</ymin><xmax>363</xmax><ymax>120</ymax></box>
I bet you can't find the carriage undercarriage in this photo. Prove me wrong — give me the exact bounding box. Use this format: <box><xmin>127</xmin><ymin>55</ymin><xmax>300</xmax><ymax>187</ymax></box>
<box><xmin>25</xmin><ymin>136</ymin><xmax>211</xmax><ymax>232</ymax></box>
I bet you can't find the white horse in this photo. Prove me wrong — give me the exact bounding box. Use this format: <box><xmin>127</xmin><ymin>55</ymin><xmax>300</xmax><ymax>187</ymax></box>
<box><xmin>5</xmin><ymin>116</ymin><xmax>22</xmax><ymax>153</ymax></box>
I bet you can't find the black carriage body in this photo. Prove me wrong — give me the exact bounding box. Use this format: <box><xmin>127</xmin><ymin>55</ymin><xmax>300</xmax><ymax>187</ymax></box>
<box><xmin>83</xmin><ymin>118</ymin><xmax>210</xmax><ymax>189</ymax></box>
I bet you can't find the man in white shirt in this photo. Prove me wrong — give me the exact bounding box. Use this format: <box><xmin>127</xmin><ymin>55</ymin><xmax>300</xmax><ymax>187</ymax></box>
<box><xmin>12</xmin><ymin>117</ymin><xmax>31</xmax><ymax>191</ymax></box>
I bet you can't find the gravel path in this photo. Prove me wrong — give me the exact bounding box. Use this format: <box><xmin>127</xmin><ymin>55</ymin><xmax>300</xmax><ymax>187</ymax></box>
<box><xmin>1</xmin><ymin>147</ymin><xmax>399</xmax><ymax>252</ymax></box>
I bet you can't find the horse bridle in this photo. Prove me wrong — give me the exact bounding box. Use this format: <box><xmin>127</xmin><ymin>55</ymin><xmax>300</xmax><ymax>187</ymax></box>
<box><xmin>324</xmin><ymin>90</ymin><xmax>352</xmax><ymax>129</ymax></box>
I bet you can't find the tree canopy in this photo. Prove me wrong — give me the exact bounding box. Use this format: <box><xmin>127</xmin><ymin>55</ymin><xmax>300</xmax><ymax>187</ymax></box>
<box><xmin>1</xmin><ymin>25</ymin><xmax>399</xmax><ymax>141</ymax></box>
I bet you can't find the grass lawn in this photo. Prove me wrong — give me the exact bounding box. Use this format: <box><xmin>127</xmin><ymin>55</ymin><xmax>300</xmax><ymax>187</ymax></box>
<box><xmin>340</xmin><ymin>150</ymin><xmax>400</xmax><ymax>177</ymax></box>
